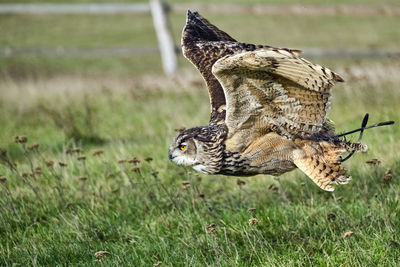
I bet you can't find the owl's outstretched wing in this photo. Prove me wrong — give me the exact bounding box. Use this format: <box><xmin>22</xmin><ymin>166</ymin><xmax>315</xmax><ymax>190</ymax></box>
<box><xmin>182</xmin><ymin>11</ymin><xmax>281</xmax><ymax>123</ymax></box>
<box><xmin>212</xmin><ymin>49</ymin><xmax>344</xmax><ymax>150</ymax></box>
<box><xmin>182</xmin><ymin>10</ymin><xmax>236</xmax><ymax>123</ymax></box>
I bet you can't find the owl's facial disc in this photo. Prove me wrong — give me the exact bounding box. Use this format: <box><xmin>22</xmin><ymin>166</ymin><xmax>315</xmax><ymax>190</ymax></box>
<box><xmin>168</xmin><ymin>135</ymin><xmax>198</xmax><ymax>166</ymax></box>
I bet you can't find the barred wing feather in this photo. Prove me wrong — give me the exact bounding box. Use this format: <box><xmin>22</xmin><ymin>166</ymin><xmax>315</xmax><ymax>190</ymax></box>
<box><xmin>212</xmin><ymin>49</ymin><xmax>344</xmax><ymax>149</ymax></box>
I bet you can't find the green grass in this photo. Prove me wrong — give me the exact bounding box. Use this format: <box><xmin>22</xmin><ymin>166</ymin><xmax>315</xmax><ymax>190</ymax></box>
<box><xmin>1</xmin><ymin>3</ymin><xmax>399</xmax><ymax>265</ymax></box>
<box><xmin>0</xmin><ymin>60</ymin><xmax>399</xmax><ymax>265</ymax></box>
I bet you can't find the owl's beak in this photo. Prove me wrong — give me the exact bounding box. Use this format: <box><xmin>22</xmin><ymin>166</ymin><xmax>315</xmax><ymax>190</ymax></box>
<box><xmin>168</xmin><ymin>150</ymin><xmax>173</xmax><ymax>160</ymax></box>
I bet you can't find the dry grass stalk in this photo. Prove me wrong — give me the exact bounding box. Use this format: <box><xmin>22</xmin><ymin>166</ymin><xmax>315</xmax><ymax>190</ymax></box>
<box><xmin>92</xmin><ymin>150</ymin><xmax>104</xmax><ymax>156</ymax></box>
<box><xmin>344</xmin><ymin>231</ymin><xmax>354</xmax><ymax>238</ymax></box>
<box><xmin>383</xmin><ymin>169</ymin><xmax>393</xmax><ymax>182</ymax></box>
<box><xmin>94</xmin><ymin>251</ymin><xmax>109</xmax><ymax>259</ymax></box>
<box><xmin>128</xmin><ymin>157</ymin><xmax>140</xmax><ymax>164</ymax></box>
<box><xmin>366</xmin><ymin>159</ymin><xmax>381</xmax><ymax>165</ymax></box>
<box><xmin>249</xmin><ymin>218</ymin><xmax>259</xmax><ymax>225</ymax></box>
<box><xmin>236</xmin><ymin>179</ymin><xmax>246</xmax><ymax>186</ymax></box>
<box><xmin>14</xmin><ymin>136</ymin><xmax>27</xmax><ymax>144</ymax></box>
<box><xmin>207</xmin><ymin>223</ymin><xmax>217</xmax><ymax>234</ymax></box>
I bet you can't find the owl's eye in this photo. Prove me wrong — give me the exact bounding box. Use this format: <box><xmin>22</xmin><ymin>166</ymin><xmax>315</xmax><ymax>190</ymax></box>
<box><xmin>179</xmin><ymin>144</ymin><xmax>187</xmax><ymax>151</ymax></box>
<box><xmin>179</xmin><ymin>142</ymin><xmax>187</xmax><ymax>151</ymax></box>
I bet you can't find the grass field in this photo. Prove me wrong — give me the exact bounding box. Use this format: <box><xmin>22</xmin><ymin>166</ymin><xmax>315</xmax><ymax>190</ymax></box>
<box><xmin>0</xmin><ymin>2</ymin><xmax>399</xmax><ymax>266</ymax></box>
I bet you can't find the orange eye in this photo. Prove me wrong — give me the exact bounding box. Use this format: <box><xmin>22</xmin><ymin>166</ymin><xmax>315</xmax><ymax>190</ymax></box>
<box><xmin>179</xmin><ymin>144</ymin><xmax>187</xmax><ymax>151</ymax></box>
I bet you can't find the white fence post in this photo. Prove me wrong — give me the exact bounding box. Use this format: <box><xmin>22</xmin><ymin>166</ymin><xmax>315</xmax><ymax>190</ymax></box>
<box><xmin>150</xmin><ymin>0</ymin><xmax>178</xmax><ymax>75</ymax></box>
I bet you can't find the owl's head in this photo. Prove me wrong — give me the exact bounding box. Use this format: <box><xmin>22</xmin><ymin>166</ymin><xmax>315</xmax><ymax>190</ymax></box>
<box><xmin>169</xmin><ymin>125</ymin><xmax>225</xmax><ymax>174</ymax></box>
<box><xmin>169</xmin><ymin>128</ymin><xmax>202</xmax><ymax>167</ymax></box>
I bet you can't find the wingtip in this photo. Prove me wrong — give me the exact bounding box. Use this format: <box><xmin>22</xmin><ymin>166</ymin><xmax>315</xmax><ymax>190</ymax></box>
<box><xmin>291</xmin><ymin>49</ymin><xmax>303</xmax><ymax>55</ymax></box>
<box><xmin>186</xmin><ymin>9</ymin><xmax>200</xmax><ymax>20</ymax></box>
<box><xmin>334</xmin><ymin>73</ymin><xmax>345</xmax><ymax>82</ymax></box>
<box><xmin>186</xmin><ymin>9</ymin><xmax>193</xmax><ymax>21</ymax></box>
<box><xmin>184</xmin><ymin>10</ymin><xmax>197</xmax><ymax>35</ymax></box>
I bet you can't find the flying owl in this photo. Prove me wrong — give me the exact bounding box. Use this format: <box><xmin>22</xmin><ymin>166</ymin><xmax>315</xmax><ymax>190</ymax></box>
<box><xmin>168</xmin><ymin>11</ymin><xmax>393</xmax><ymax>191</ymax></box>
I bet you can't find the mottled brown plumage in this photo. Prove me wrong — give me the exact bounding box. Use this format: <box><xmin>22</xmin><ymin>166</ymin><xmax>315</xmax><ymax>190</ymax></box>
<box><xmin>169</xmin><ymin>11</ymin><xmax>393</xmax><ymax>191</ymax></box>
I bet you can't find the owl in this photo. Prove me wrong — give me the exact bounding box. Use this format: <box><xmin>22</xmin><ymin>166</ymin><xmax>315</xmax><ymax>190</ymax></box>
<box><xmin>168</xmin><ymin>11</ymin><xmax>393</xmax><ymax>191</ymax></box>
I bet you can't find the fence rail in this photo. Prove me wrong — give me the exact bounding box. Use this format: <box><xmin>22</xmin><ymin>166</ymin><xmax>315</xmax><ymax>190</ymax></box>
<box><xmin>171</xmin><ymin>4</ymin><xmax>400</xmax><ymax>15</ymax></box>
<box><xmin>0</xmin><ymin>46</ymin><xmax>159</xmax><ymax>57</ymax></box>
<box><xmin>0</xmin><ymin>3</ymin><xmax>150</xmax><ymax>14</ymax></box>
<box><xmin>2</xmin><ymin>46</ymin><xmax>399</xmax><ymax>59</ymax></box>
<box><xmin>0</xmin><ymin>3</ymin><xmax>399</xmax><ymax>15</ymax></box>
<box><xmin>1</xmin><ymin>3</ymin><xmax>399</xmax><ymax>75</ymax></box>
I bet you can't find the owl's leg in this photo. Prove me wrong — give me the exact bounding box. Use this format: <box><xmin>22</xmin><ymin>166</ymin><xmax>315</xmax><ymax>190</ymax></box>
<box><xmin>293</xmin><ymin>141</ymin><xmax>350</xmax><ymax>192</ymax></box>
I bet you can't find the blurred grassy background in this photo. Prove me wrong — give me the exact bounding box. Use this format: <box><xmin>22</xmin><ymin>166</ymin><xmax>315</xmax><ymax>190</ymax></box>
<box><xmin>1</xmin><ymin>0</ymin><xmax>400</xmax><ymax>5</ymax></box>
<box><xmin>0</xmin><ymin>1</ymin><xmax>400</xmax><ymax>78</ymax></box>
<box><xmin>0</xmin><ymin>1</ymin><xmax>399</xmax><ymax>265</ymax></box>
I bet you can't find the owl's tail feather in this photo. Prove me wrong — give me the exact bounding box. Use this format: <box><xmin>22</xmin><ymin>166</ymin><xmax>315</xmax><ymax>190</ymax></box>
<box><xmin>294</xmin><ymin>114</ymin><xmax>394</xmax><ymax>191</ymax></box>
<box><xmin>294</xmin><ymin>142</ymin><xmax>350</xmax><ymax>191</ymax></box>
